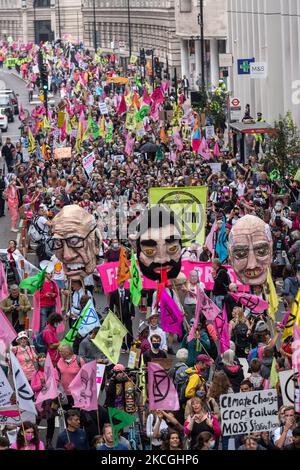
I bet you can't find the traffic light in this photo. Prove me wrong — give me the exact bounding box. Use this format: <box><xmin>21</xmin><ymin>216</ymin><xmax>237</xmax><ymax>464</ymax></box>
<box><xmin>39</xmin><ymin>89</ymin><xmax>45</xmax><ymax>102</ymax></box>
<box><xmin>163</xmin><ymin>69</ymin><xmax>170</xmax><ymax>80</ymax></box>
<box><xmin>154</xmin><ymin>57</ymin><xmax>162</xmax><ymax>80</ymax></box>
<box><xmin>139</xmin><ymin>48</ymin><xmax>146</xmax><ymax>66</ymax></box>
<box><xmin>40</xmin><ymin>63</ymin><xmax>48</xmax><ymax>89</ymax></box>
<box><xmin>172</xmin><ymin>76</ymin><xmax>177</xmax><ymax>89</ymax></box>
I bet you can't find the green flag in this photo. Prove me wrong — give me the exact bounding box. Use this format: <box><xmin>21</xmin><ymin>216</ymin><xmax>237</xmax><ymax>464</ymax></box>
<box><xmin>91</xmin><ymin>119</ymin><xmax>100</xmax><ymax>139</ymax></box>
<box><xmin>61</xmin><ymin>300</ymin><xmax>93</xmax><ymax>346</ymax></box>
<box><xmin>129</xmin><ymin>250</ymin><xmax>142</xmax><ymax>306</ymax></box>
<box><xmin>135</xmin><ymin>105</ymin><xmax>150</xmax><ymax>122</ymax></box>
<box><xmin>105</xmin><ymin>122</ymin><xmax>114</xmax><ymax>143</ymax></box>
<box><xmin>135</xmin><ymin>75</ymin><xmax>142</xmax><ymax>89</ymax></box>
<box><xmin>156</xmin><ymin>145</ymin><xmax>163</xmax><ymax>161</ymax></box>
<box><xmin>91</xmin><ymin>310</ymin><xmax>127</xmax><ymax>364</ymax></box>
<box><xmin>82</xmin><ymin>116</ymin><xmax>93</xmax><ymax>141</ymax></box>
<box><xmin>19</xmin><ymin>269</ymin><xmax>46</xmax><ymax>294</ymax></box>
<box><xmin>108</xmin><ymin>407</ymin><xmax>135</xmax><ymax>447</ymax></box>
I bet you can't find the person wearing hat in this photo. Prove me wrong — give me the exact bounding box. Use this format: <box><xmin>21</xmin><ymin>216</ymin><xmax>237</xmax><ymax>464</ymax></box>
<box><xmin>104</xmin><ymin>363</ymin><xmax>130</xmax><ymax>410</ymax></box>
<box><xmin>11</xmin><ymin>331</ymin><xmax>38</xmax><ymax>383</ymax></box>
<box><xmin>146</xmin><ymin>311</ymin><xmax>167</xmax><ymax>352</ymax></box>
<box><xmin>0</xmin><ymin>284</ymin><xmax>31</xmax><ymax>333</ymax></box>
<box><xmin>134</xmin><ymin>321</ymin><xmax>151</xmax><ymax>354</ymax></box>
<box><xmin>38</xmin><ymin>267</ymin><xmax>59</xmax><ymax>333</ymax></box>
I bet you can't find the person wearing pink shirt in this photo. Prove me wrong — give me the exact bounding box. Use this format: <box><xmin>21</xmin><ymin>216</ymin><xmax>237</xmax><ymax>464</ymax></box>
<box><xmin>12</xmin><ymin>331</ymin><xmax>37</xmax><ymax>383</ymax></box>
<box><xmin>57</xmin><ymin>344</ymin><xmax>85</xmax><ymax>409</ymax></box>
<box><xmin>42</xmin><ymin>313</ymin><xmax>63</xmax><ymax>366</ymax></box>
<box><xmin>10</xmin><ymin>422</ymin><xmax>45</xmax><ymax>451</ymax></box>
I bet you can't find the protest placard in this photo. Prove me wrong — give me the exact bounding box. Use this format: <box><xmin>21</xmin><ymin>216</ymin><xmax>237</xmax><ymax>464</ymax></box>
<box><xmin>220</xmin><ymin>389</ymin><xmax>278</xmax><ymax>436</ymax></box>
<box><xmin>279</xmin><ymin>369</ymin><xmax>298</xmax><ymax>406</ymax></box>
<box><xmin>99</xmin><ymin>102</ymin><xmax>108</xmax><ymax>115</ymax></box>
<box><xmin>54</xmin><ymin>147</ymin><xmax>72</xmax><ymax>159</ymax></box>
<box><xmin>96</xmin><ymin>364</ymin><xmax>106</xmax><ymax>397</ymax></box>
<box><xmin>82</xmin><ymin>152</ymin><xmax>96</xmax><ymax>176</ymax></box>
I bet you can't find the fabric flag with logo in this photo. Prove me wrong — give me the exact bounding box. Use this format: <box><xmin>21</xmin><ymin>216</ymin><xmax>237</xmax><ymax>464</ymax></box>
<box><xmin>151</xmin><ymin>87</ymin><xmax>165</xmax><ymax>105</ymax></box>
<box><xmin>108</xmin><ymin>407</ymin><xmax>136</xmax><ymax>447</ymax></box>
<box><xmin>99</xmin><ymin>116</ymin><xmax>105</xmax><ymax>137</ymax></box>
<box><xmin>230</xmin><ymin>293</ymin><xmax>269</xmax><ymax>314</ymax></box>
<box><xmin>282</xmin><ymin>288</ymin><xmax>300</xmax><ymax>341</ymax></box>
<box><xmin>28</xmin><ymin>127</ymin><xmax>36</xmax><ymax>154</ymax></box>
<box><xmin>0</xmin><ymin>308</ymin><xmax>17</xmax><ymax>364</ymax></box>
<box><xmin>19</xmin><ymin>268</ymin><xmax>46</xmax><ymax>294</ymax></box>
<box><xmin>10</xmin><ymin>351</ymin><xmax>37</xmax><ymax>415</ymax></box>
<box><xmin>91</xmin><ymin>310</ymin><xmax>128</xmax><ymax>364</ymax></box>
<box><xmin>35</xmin><ymin>353</ymin><xmax>58</xmax><ymax>411</ymax></box>
<box><xmin>215</xmin><ymin>305</ymin><xmax>230</xmax><ymax>354</ymax></box>
<box><xmin>160</xmin><ymin>289</ymin><xmax>184</xmax><ymax>336</ymax></box>
<box><xmin>135</xmin><ymin>105</ymin><xmax>150</xmax><ymax>122</ymax></box>
<box><xmin>91</xmin><ymin>118</ymin><xmax>100</xmax><ymax>139</ymax></box>
<box><xmin>215</xmin><ymin>219</ymin><xmax>228</xmax><ymax>263</ymax></box>
<box><xmin>199</xmin><ymin>137</ymin><xmax>211</xmax><ymax>160</ymax></box>
<box><xmin>148</xmin><ymin>362</ymin><xmax>180</xmax><ymax>411</ymax></box>
<box><xmin>105</xmin><ymin>122</ymin><xmax>114</xmax><ymax>143</ymax></box>
<box><xmin>188</xmin><ymin>287</ymin><xmax>220</xmax><ymax>342</ymax></box>
<box><xmin>117</xmin><ymin>245</ymin><xmax>131</xmax><ymax>285</ymax></box>
<box><xmin>129</xmin><ymin>250</ymin><xmax>142</xmax><ymax>306</ymax></box>
<box><xmin>117</xmin><ymin>95</ymin><xmax>127</xmax><ymax>114</ymax></box>
<box><xmin>213</xmin><ymin>141</ymin><xmax>220</xmax><ymax>157</ymax></box>
<box><xmin>61</xmin><ymin>299</ymin><xmax>95</xmax><ymax>346</ymax></box>
<box><xmin>69</xmin><ymin>360</ymin><xmax>98</xmax><ymax>411</ymax></box>
<box><xmin>192</xmin><ymin>127</ymin><xmax>201</xmax><ymax>152</ymax></box>
<box><xmin>267</xmin><ymin>269</ymin><xmax>278</xmax><ymax>322</ymax></box>
<box><xmin>78</xmin><ymin>301</ymin><xmax>100</xmax><ymax>337</ymax></box>
<box><xmin>292</xmin><ymin>324</ymin><xmax>300</xmax><ymax>371</ymax></box>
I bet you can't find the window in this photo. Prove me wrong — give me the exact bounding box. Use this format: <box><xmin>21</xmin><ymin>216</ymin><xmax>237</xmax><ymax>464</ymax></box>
<box><xmin>180</xmin><ymin>0</ymin><xmax>191</xmax><ymax>12</ymax></box>
<box><xmin>35</xmin><ymin>0</ymin><xmax>51</xmax><ymax>7</ymax></box>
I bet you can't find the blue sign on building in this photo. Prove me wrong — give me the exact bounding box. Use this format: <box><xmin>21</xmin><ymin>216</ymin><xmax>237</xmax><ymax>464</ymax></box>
<box><xmin>237</xmin><ymin>58</ymin><xmax>255</xmax><ymax>75</ymax></box>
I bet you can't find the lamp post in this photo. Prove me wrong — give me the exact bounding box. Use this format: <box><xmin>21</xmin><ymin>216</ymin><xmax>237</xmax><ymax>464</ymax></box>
<box><xmin>57</xmin><ymin>0</ymin><xmax>62</xmax><ymax>38</ymax></box>
<box><xmin>197</xmin><ymin>0</ymin><xmax>205</xmax><ymax>89</ymax></box>
<box><xmin>127</xmin><ymin>0</ymin><xmax>132</xmax><ymax>58</ymax></box>
<box><xmin>93</xmin><ymin>0</ymin><xmax>97</xmax><ymax>51</ymax></box>
<box><xmin>33</xmin><ymin>0</ymin><xmax>37</xmax><ymax>44</ymax></box>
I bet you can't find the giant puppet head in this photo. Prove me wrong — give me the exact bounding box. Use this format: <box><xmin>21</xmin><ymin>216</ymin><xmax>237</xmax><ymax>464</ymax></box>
<box><xmin>134</xmin><ymin>206</ymin><xmax>182</xmax><ymax>282</ymax></box>
<box><xmin>228</xmin><ymin>214</ymin><xmax>272</xmax><ymax>286</ymax></box>
<box><xmin>50</xmin><ymin>205</ymin><xmax>101</xmax><ymax>281</ymax></box>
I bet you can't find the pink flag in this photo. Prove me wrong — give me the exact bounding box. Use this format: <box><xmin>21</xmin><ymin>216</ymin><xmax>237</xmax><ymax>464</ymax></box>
<box><xmin>169</xmin><ymin>150</ymin><xmax>177</xmax><ymax>162</ymax></box>
<box><xmin>215</xmin><ymin>305</ymin><xmax>230</xmax><ymax>354</ymax></box>
<box><xmin>125</xmin><ymin>134</ymin><xmax>135</xmax><ymax>156</ymax></box>
<box><xmin>292</xmin><ymin>324</ymin><xmax>300</xmax><ymax>371</ymax></box>
<box><xmin>199</xmin><ymin>137</ymin><xmax>211</xmax><ymax>160</ymax></box>
<box><xmin>151</xmin><ymin>87</ymin><xmax>165</xmax><ymax>105</ymax></box>
<box><xmin>188</xmin><ymin>287</ymin><xmax>221</xmax><ymax>342</ymax></box>
<box><xmin>230</xmin><ymin>293</ymin><xmax>269</xmax><ymax>314</ymax></box>
<box><xmin>149</xmin><ymin>102</ymin><xmax>159</xmax><ymax>121</ymax></box>
<box><xmin>117</xmin><ymin>95</ymin><xmax>127</xmax><ymax>114</ymax></box>
<box><xmin>173</xmin><ymin>131</ymin><xmax>183</xmax><ymax>151</ymax></box>
<box><xmin>160</xmin><ymin>289</ymin><xmax>184</xmax><ymax>336</ymax></box>
<box><xmin>148</xmin><ymin>362</ymin><xmax>179</xmax><ymax>411</ymax></box>
<box><xmin>205</xmin><ymin>220</ymin><xmax>217</xmax><ymax>254</ymax></box>
<box><xmin>0</xmin><ymin>308</ymin><xmax>17</xmax><ymax>360</ymax></box>
<box><xmin>19</xmin><ymin>103</ymin><xmax>26</xmax><ymax>122</ymax></box>
<box><xmin>0</xmin><ymin>261</ymin><xmax>8</xmax><ymax>302</ymax></box>
<box><xmin>213</xmin><ymin>141</ymin><xmax>220</xmax><ymax>157</ymax></box>
<box><xmin>142</xmin><ymin>89</ymin><xmax>151</xmax><ymax>106</ymax></box>
<box><xmin>35</xmin><ymin>353</ymin><xmax>59</xmax><ymax>411</ymax></box>
<box><xmin>69</xmin><ymin>360</ymin><xmax>98</xmax><ymax>411</ymax></box>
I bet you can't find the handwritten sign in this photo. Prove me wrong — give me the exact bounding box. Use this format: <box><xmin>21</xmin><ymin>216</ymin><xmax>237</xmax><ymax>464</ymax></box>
<box><xmin>82</xmin><ymin>152</ymin><xmax>96</xmax><ymax>176</ymax></box>
<box><xmin>54</xmin><ymin>147</ymin><xmax>72</xmax><ymax>159</ymax></box>
<box><xmin>99</xmin><ymin>102</ymin><xmax>108</xmax><ymax>115</ymax></box>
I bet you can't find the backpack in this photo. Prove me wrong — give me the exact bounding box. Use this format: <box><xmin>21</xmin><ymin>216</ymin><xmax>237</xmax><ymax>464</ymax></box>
<box><xmin>233</xmin><ymin>322</ymin><xmax>250</xmax><ymax>350</ymax></box>
<box><xmin>33</xmin><ymin>328</ymin><xmax>49</xmax><ymax>354</ymax></box>
<box><xmin>171</xmin><ymin>364</ymin><xmax>189</xmax><ymax>404</ymax></box>
<box><xmin>28</xmin><ymin>215</ymin><xmax>46</xmax><ymax>243</ymax></box>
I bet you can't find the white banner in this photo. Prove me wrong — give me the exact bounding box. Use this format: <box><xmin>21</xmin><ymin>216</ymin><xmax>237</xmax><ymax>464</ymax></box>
<box><xmin>220</xmin><ymin>389</ymin><xmax>278</xmax><ymax>436</ymax></box>
<box><xmin>10</xmin><ymin>351</ymin><xmax>37</xmax><ymax>415</ymax></box>
<box><xmin>82</xmin><ymin>152</ymin><xmax>96</xmax><ymax>176</ymax></box>
<box><xmin>96</xmin><ymin>364</ymin><xmax>106</xmax><ymax>397</ymax></box>
<box><xmin>0</xmin><ymin>366</ymin><xmax>14</xmax><ymax>407</ymax></box>
<box><xmin>99</xmin><ymin>102</ymin><xmax>108</xmax><ymax>115</ymax></box>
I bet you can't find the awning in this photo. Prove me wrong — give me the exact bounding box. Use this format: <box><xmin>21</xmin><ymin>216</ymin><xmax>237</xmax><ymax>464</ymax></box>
<box><xmin>229</xmin><ymin>122</ymin><xmax>274</xmax><ymax>134</ymax></box>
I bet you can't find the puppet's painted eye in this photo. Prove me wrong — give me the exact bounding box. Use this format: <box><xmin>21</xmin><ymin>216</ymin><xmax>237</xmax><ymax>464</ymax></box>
<box><xmin>168</xmin><ymin>245</ymin><xmax>179</xmax><ymax>254</ymax></box>
<box><xmin>144</xmin><ymin>248</ymin><xmax>155</xmax><ymax>256</ymax></box>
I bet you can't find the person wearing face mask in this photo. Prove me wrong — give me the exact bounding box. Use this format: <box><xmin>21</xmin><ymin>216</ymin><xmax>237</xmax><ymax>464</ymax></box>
<box><xmin>31</xmin><ymin>353</ymin><xmax>59</xmax><ymax>449</ymax></box>
<box><xmin>11</xmin><ymin>421</ymin><xmax>45</xmax><ymax>450</ymax></box>
<box><xmin>145</xmin><ymin>312</ymin><xmax>168</xmax><ymax>352</ymax></box>
<box><xmin>42</xmin><ymin>313</ymin><xmax>63</xmax><ymax>366</ymax></box>
<box><xmin>220</xmin><ymin>187</ymin><xmax>235</xmax><ymax>214</ymax></box>
<box><xmin>104</xmin><ymin>239</ymin><xmax>121</xmax><ymax>262</ymax></box>
<box><xmin>143</xmin><ymin>334</ymin><xmax>168</xmax><ymax>365</ymax></box>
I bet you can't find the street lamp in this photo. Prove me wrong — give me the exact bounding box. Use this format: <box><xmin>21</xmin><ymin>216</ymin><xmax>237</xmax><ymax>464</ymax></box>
<box><xmin>33</xmin><ymin>0</ymin><xmax>37</xmax><ymax>44</ymax></box>
<box><xmin>197</xmin><ymin>0</ymin><xmax>205</xmax><ymax>89</ymax></box>
<box><xmin>127</xmin><ymin>0</ymin><xmax>132</xmax><ymax>58</ymax></box>
<box><xmin>57</xmin><ymin>0</ymin><xmax>62</xmax><ymax>38</ymax></box>
<box><xmin>93</xmin><ymin>0</ymin><xmax>97</xmax><ymax>51</ymax></box>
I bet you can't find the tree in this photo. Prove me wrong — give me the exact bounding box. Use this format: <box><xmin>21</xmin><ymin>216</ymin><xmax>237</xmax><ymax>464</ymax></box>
<box><xmin>265</xmin><ymin>112</ymin><xmax>300</xmax><ymax>180</ymax></box>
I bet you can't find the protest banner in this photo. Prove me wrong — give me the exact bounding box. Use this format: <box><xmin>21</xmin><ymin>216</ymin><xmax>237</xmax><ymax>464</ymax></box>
<box><xmin>0</xmin><ymin>366</ymin><xmax>14</xmax><ymax>407</ymax></box>
<box><xmin>0</xmin><ymin>406</ymin><xmax>21</xmax><ymax>425</ymax></box>
<box><xmin>208</xmin><ymin>163</ymin><xmax>222</xmax><ymax>173</ymax></box>
<box><xmin>99</xmin><ymin>102</ymin><xmax>108</xmax><ymax>115</ymax></box>
<box><xmin>279</xmin><ymin>369</ymin><xmax>298</xmax><ymax>406</ymax></box>
<box><xmin>149</xmin><ymin>186</ymin><xmax>207</xmax><ymax>246</ymax></box>
<box><xmin>220</xmin><ymin>389</ymin><xmax>278</xmax><ymax>436</ymax></box>
<box><xmin>97</xmin><ymin>260</ymin><xmax>249</xmax><ymax>295</ymax></box>
<box><xmin>54</xmin><ymin>147</ymin><xmax>72</xmax><ymax>159</ymax></box>
<box><xmin>107</xmin><ymin>76</ymin><xmax>129</xmax><ymax>85</ymax></box>
<box><xmin>96</xmin><ymin>364</ymin><xmax>106</xmax><ymax>397</ymax></box>
<box><xmin>82</xmin><ymin>152</ymin><xmax>96</xmax><ymax>176</ymax></box>
<box><xmin>205</xmin><ymin>125</ymin><xmax>215</xmax><ymax>140</ymax></box>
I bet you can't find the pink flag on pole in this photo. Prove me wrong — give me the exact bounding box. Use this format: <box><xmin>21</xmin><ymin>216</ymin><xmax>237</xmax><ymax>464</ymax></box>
<box><xmin>160</xmin><ymin>289</ymin><xmax>184</xmax><ymax>336</ymax></box>
<box><xmin>215</xmin><ymin>305</ymin><xmax>230</xmax><ymax>354</ymax></box>
<box><xmin>213</xmin><ymin>141</ymin><xmax>220</xmax><ymax>157</ymax></box>
<box><xmin>19</xmin><ymin>103</ymin><xmax>26</xmax><ymax>122</ymax></box>
<box><xmin>173</xmin><ymin>131</ymin><xmax>183</xmax><ymax>151</ymax></box>
<box><xmin>0</xmin><ymin>261</ymin><xmax>8</xmax><ymax>302</ymax></box>
<box><xmin>151</xmin><ymin>87</ymin><xmax>165</xmax><ymax>105</ymax></box>
<box><xmin>205</xmin><ymin>220</ymin><xmax>217</xmax><ymax>254</ymax></box>
<box><xmin>69</xmin><ymin>360</ymin><xmax>98</xmax><ymax>411</ymax></box>
<box><xmin>187</xmin><ymin>288</ymin><xmax>221</xmax><ymax>342</ymax></box>
<box><xmin>35</xmin><ymin>353</ymin><xmax>59</xmax><ymax>411</ymax></box>
<box><xmin>117</xmin><ymin>95</ymin><xmax>127</xmax><ymax>114</ymax></box>
<box><xmin>125</xmin><ymin>134</ymin><xmax>135</xmax><ymax>156</ymax></box>
<box><xmin>148</xmin><ymin>362</ymin><xmax>179</xmax><ymax>411</ymax></box>
<box><xmin>0</xmin><ymin>308</ymin><xmax>17</xmax><ymax>360</ymax></box>
<box><xmin>141</xmin><ymin>89</ymin><xmax>151</xmax><ymax>106</ymax></box>
<box><xmin>149</xmin><ymin>102</ymin><xmax>159</xmax><ymax>121</ymax></box>
<box><xmin>292</xmin><ymin>324</ymin><xmax>300</xmax><ymax>371</ymax></box>
<box><xmin>169</xmin><ymin>150</ymin><xmax>177</xmax><ymax>162</ymax></box>
<box><xmin>230</xmin><ymin>293</ymin><xmax>269</xmax><ymax>313</ymax></box>
<box><xmin>199</xmin><ymin>137</ymin><xmax>211</xmax><ymax>160</ymax></box>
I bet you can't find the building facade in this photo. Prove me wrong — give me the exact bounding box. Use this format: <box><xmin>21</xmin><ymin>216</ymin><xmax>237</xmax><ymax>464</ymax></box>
<box><xmin>174</xmin><ymin>0</ymin><xmax>228</xmax><ymax>89</ymax></box>
<box><xmin>227</xmin><ymin>0</ymin><xmax>300</xmax><ymax>127</ymax></box>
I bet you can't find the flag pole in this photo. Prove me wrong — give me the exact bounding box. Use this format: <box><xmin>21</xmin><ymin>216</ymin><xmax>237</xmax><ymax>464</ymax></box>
<box><xmin>57</xmin><ymin>394</ymin><xmax>71</xmax><ymax>444</ymax></box>
<box><xmin>16</xmin><ymin>403</ymin><xmax>29</xmax><ymax>449</ymax></box>
<box><xmin>96</xmin><ymin>407</ymin><xmax>101</xmax><ymax>435</ymax></box>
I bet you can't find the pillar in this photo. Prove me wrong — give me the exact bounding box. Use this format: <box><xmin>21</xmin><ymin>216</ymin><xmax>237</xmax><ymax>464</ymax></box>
<box><xmin>180</xmin><ymin>38</ymin><xmax>190</xmax><ymax>80</ymax></box>
<box><xmin>22</xmin><ymin>10</ymin><xmax>28</xmax><ymax>43</ymax></box>
<box><xmin>210</xmin><ymin>37</ymin><xmax>219</xmax><ymax>87</ymax></box>
<box><xmin>50</xmin><ymin>6</ymin><xmax>56</xmax><ymax>39</ymax></box>
<box><xmin>194</xmin><ymin>39</ymin><xmax>202</xmax><ymax>88</ymax></box>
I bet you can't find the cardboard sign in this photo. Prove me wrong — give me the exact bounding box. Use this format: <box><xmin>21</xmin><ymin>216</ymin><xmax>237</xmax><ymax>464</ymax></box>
<box><xmin>205</xmin><ymin>125</ymin><xmax>215</xmax><ymax>140</ymax></box>
<box><xmin>99</xmin><ymin>102</ymin><xmax>108</xmax><ymax>115</ymax></box>
<box><xmin>127</xmin><ymin>348</ymin><xmax>141</xmax><ymax>369</ymax></box>
<box><xmin>54</xmin><ymin>147</ymin><xmax>72</xmax><ymax>159</ymax></box>
<box><xmin>82</xmin><ymin>152</ymin><xmax>96</xmax><ymax>176</ymax></box>
<box><xmin>220</xmin><ymin>389</ymin><xmax>278</xmax><ymax>436</ymax></box>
